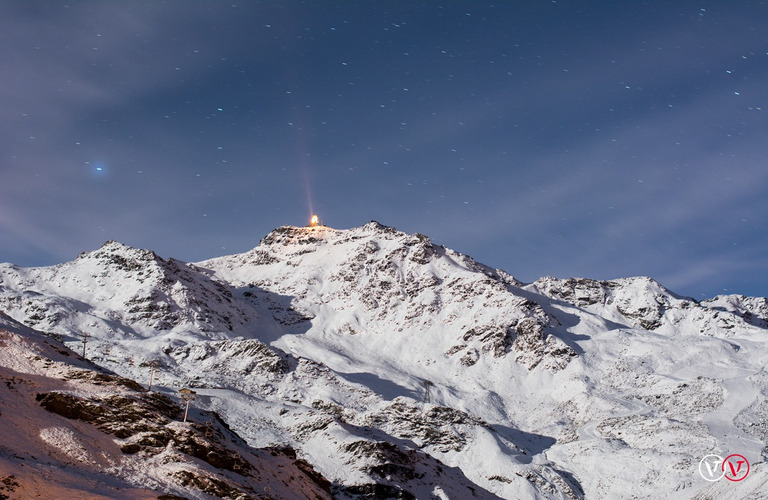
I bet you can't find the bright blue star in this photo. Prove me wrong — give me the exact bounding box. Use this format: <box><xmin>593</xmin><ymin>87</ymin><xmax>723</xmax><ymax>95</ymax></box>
<box><xmin>88</xmin><ymin>162</ymin><xmax>107</xmax><ymax>177</ymax></box>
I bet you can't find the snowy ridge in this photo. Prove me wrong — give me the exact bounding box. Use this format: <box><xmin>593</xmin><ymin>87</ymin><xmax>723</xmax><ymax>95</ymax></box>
<box><xmin>528</xmin><ymin>276</ymin><xmax>768</xmax><ymax>335</ymax></box>
<box><xmin>1</xmin><ymin>221</ymin><xmax>768</xmax><ymax>498</ymax></box>
<box><xmin>0</xmin><ymin>240</ymin><xmax>256</xmax><ymax>339</ymax></box>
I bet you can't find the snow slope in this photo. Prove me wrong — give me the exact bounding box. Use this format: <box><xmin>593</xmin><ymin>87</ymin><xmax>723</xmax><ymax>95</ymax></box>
<box><xmin>2</xmin><ymin>221</ymin><xmax>767</xmax><ymax>498</ymax></box>
<box><xmin>0</xmin><ymin>311</ymin><xmax>334</xmax><ymax>499</ymax></box>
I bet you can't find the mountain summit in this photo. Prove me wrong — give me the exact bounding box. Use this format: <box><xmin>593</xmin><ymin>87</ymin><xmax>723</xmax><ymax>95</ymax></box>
<box><xmin>201</xmin><ymin>221</ymin><xmax>577</xmax><ymax>372</ymax></box>
<box><xmin>1</xmin><ymin>221</ymin><xmax>767</xmax><ymax>498</ymax></box>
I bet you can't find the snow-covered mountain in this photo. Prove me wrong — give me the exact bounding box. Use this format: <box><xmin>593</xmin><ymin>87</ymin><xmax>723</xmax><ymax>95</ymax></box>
<box><xmin>1</xmin><ymin>221</ymin><xmax>767</xmax><ymax>499</ymax></box>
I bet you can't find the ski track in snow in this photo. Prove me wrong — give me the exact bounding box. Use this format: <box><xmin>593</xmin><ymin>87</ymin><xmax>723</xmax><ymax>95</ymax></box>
<box><xmin>576</xmin><ymin>394</ymin><xmax>654</xmax><ymax>442</ymax></box>
<box><xmin>700</xmin><ymin>366</ymin><xmax>765</xmax><ymax>460</ymax></box>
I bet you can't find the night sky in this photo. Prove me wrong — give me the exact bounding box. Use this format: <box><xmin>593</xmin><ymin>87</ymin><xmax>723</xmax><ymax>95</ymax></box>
<box><xmin>2</xmin><ymin>1</ymin><xmax>767</xmax><ymax>299</ymax></box>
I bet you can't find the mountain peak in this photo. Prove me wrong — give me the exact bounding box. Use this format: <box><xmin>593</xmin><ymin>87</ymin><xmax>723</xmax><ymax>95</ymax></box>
<box><xmin>77</xmin><ymin>240</ymin><xmax>162</xmax><ymax>268</ymax></box>
<box><xmin>258</xmin><ymin>220</ymin><xmax>410</xmax><ymax>250</ymax></box>
<box><xmin>362</xmin><ymin>219</ymin><xmax>399</xmax><ymax>233</ymax></box>
<box><xmin>259</xmin><ymin>224</ymin><xmax>337</xmax><ymax>247</ymax></box>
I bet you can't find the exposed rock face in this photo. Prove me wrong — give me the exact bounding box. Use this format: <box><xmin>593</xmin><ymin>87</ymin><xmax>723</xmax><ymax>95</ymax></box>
<box><xmin>513</xmin><ymin>318</ymin><xmax>577</xmax><ymax>371</ymax></box>
<box><xmin>0</xmin><ymin>314</ymin><xmax>333</xmax><ymax>499</ymax></box>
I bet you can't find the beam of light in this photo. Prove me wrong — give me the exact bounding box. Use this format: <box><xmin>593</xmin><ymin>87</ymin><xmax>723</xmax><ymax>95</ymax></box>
<box><xmin>304</xmin><ymin>167</ymin><xmax>314</xmax><ymax>222</ymax></box>
<box><xmin>284</xmin><ymin>59</ymin><xmax>317</xmax><ymax>225</ymax></box>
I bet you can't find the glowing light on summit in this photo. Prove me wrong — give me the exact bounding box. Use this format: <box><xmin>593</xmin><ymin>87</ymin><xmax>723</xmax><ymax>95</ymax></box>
<box><xmin>309</xmin><ymin>214</ymin><xmax>320</xmax><ymax>227</ymax></box>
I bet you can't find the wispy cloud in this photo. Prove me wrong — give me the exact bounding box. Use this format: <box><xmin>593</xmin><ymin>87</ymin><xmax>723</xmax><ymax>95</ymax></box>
<box><xmin>1</xmin><ymin>2</ymin><xmax>766</xmax><ymax>298</ymax></box>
